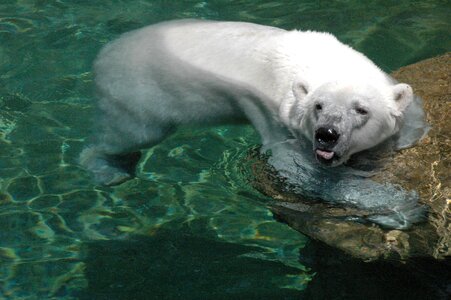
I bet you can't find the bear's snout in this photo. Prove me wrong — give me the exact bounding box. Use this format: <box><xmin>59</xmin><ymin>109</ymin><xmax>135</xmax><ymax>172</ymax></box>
<box><xmin>315</xmin><ymin>127</ymin><xmax>340</xmax><ymax>148</ymax></box>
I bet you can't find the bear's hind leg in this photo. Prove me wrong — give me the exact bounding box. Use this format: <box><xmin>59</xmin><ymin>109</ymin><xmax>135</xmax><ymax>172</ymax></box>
<box><xmin>79</xmin><ymin>147</ymin><xmax>142</xmax><ymax>186</ymax></box>
<box><xmin>80</xmin><ymin>121</ymin><xmax>174</xmax><ymax>186</ymax></box>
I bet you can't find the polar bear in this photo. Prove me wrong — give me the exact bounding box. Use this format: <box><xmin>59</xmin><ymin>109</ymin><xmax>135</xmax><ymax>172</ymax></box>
<box><xmin>80</xmin><ymin>19</ymin><xmax>421</xmax><ymax>187</ymax></box>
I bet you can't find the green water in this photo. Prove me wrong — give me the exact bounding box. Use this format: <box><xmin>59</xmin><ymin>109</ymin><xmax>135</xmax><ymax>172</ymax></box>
<box><xmin>0</xmin><ymin>1</ymin><xmax>449</xmax><ymax>299</ymax></box>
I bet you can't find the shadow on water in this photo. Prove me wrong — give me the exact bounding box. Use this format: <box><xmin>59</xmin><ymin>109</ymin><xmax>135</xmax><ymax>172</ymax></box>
<box><xmin>77</xmin><ymin>218</ymin><xmax>450</xmax><ymax>300</ymax></box>
<box><xmin>76</xmin><ymin>219</ymin><xmax>303</xmax><ymax>300</ymax></box>
<box><xmin>300</xmin><ymin>240</ymin><xmax>451</xmax><ymax>300</ymax></box>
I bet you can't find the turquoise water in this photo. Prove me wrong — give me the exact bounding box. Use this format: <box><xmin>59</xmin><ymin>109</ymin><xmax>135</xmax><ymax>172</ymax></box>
<box><xmin>0</xmin><ymin>1</ymin><xmax>449</xmax><ymax>299</ymax></box>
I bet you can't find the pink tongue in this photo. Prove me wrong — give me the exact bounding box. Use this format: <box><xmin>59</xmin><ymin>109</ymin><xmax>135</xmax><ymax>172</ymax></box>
<box><xmin>316</xmin><ymin>149</ymin><xmax>334</xmax><ymax>160</ymax></box>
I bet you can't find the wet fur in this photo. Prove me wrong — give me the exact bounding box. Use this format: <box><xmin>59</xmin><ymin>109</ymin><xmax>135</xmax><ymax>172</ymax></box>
<box><xmin>80</xmin><ymin>20</ymin><xmax>429</xmax><ymax>228</ymax></box>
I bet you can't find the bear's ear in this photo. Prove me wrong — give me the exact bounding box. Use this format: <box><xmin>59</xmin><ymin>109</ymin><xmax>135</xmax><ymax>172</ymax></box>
<box><xmin>392</xmin><ymin>83</ymin><xmax>413</xmax><ymax>115</ymax></box>
<box><xmin>292</xmin><ymin>79</ymin><xmax>309</xmax><ymax>100</ymax></box>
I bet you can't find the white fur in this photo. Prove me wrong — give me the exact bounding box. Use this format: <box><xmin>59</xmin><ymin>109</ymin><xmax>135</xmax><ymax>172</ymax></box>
<box><xmin>81</xmin><ymin>19</ymin><xmax>414</xmax><ymax>185</ymax></box>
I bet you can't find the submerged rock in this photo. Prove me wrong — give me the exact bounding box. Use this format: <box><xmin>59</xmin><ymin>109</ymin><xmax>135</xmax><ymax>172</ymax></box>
<box><xmin>250</xmin><ymin>53</ymin><xmax>450</xmax><ymax>262</ymax></box>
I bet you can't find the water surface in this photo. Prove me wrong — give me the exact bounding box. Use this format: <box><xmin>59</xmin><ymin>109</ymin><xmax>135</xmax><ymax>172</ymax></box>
<box><xmin>0</xmin><ymin>1</ymin><xmax>449</xmax><ymax>299</ymax></box>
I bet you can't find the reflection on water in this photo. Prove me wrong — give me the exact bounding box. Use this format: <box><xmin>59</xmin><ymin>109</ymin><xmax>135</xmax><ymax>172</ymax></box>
<box><xmin>0</xmin><ymin>0</ymin><xmax>449</xmax><ymax>298</ymax></box>
<box><xmin>77</xmin><ymin>220</ymin><xmax>307</xmax><ymax>299</ymax></box>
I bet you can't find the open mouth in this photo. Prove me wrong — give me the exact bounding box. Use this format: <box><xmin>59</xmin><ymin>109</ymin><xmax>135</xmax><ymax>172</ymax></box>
<box><xmin>315</xmin><ymin>149</ymin><xmax>335</xmax><ymax>165</ymax></box>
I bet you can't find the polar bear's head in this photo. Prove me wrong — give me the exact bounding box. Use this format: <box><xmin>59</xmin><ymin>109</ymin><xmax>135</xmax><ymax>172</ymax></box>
<box><xmin>291</xmin><ymin>80</ymin><xmax>413</xmax><ymax>166</ymax></box>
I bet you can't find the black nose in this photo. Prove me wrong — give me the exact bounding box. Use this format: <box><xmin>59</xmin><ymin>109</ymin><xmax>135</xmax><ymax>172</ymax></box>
<box><xmin>315</xmin><ymin>127</ymin><xmax>340</xmax><ymax>147</ymax></box>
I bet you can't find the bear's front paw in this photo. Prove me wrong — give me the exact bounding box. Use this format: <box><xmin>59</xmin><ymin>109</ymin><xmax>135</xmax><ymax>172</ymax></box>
<box><xmin>367</xmin><ymin>203</ymin><xmax>428</xmax><ymax>229</ymax></box>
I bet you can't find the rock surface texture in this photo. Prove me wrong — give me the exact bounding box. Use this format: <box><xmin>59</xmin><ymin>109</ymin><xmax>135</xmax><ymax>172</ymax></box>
<box><xmin>251</xmin><ymin>53</ymin><xmax>450</xmax><ymax>261</ymax></box>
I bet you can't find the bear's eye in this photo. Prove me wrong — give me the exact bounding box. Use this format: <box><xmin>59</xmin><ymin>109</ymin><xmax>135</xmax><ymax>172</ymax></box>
<box><xmin>355</xmin><ymin>107</ymin><xmax>368</xmax><ymax>115</ymax></box>
<box><xmin>315</xmin><ymin>104</ymin><xmax>322</xmax><ymax>111</ymax></box>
